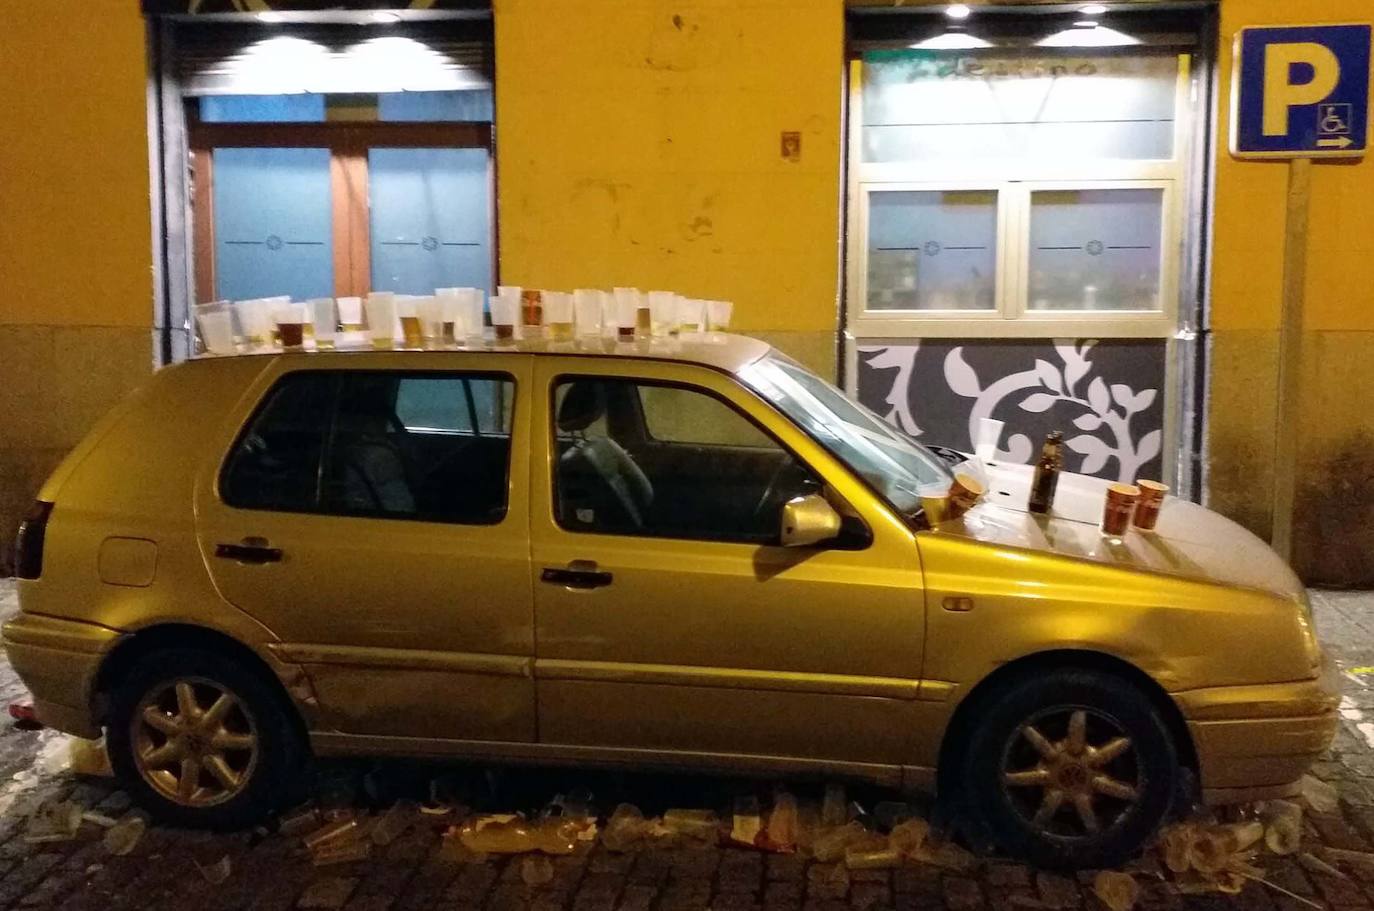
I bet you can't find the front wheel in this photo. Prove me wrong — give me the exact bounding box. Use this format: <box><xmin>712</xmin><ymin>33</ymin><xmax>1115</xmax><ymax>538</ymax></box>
<box><xmin>963</xmin><ymin>669</ymin><xmax>1178</xmax><ymax>869</ymax></box>
<box><xmin>107</xmin><ymin>649</ymin><xmax>304</xmax><ymax>829</ymax></box>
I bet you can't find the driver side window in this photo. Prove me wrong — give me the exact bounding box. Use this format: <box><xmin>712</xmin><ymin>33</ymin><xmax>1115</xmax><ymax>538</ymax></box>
<box><xmin>552</xmin><ymin>378</ymin><xmax>818</xmax><ymax>544</ymax></box>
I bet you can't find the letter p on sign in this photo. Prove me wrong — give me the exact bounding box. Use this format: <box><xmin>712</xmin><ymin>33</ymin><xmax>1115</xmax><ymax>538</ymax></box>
<box><xmin>1233</xmin><ymin>24</ymin><xmax>1372</xmax><ymax>159</ymax></box>
<box><xmin>1263</xmin><ymin>42</ymin><xmax>1340</xmax><ymax>136</ymax></box>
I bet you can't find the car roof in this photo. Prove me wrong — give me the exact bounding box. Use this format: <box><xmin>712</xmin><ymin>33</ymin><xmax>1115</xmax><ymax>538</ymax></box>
<box><xmin>188</xmin><ymin>332</ymin><xmax>773</xmax><ymax>376</ymax></box>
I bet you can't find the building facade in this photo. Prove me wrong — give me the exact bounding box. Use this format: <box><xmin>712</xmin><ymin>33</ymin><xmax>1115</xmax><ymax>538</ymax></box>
<box><xmin>1</xmin><ymin>0</ymin><xmax>1371</xmax><ymax>586</ymax></box>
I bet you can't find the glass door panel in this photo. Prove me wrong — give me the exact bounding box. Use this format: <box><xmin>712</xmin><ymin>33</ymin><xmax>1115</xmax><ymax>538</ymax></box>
<box><xmin>368</xmin><ymin>147</ymin><xmax>491</xmax><ymax>295</ymax></box>
<box><xmin>212</xmin><ymin>147</ymin><xmax>334</xmax><ymax>301</ymax></box>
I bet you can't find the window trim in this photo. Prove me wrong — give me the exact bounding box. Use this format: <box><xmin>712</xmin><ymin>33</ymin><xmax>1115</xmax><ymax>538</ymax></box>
<box><xmin>218</xmin><ymin>367</ymin><xmax>517</xmax><ymax>527</ymax></box>
<box><xmin>548</xmin><ymin>374</ymin><xmax>871</xmax><ymax>549</ymax></box>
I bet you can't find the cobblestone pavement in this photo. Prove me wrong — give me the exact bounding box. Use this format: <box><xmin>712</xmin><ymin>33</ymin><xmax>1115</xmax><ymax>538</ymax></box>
<box><xmin>0</xmin><ymin>579</ymin><xmax>1373</xmax><ymax>911</ymax></box>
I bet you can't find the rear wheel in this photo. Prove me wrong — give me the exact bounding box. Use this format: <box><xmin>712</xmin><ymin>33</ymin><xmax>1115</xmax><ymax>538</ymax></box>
<box><xmin>962</xmin><ymin>669</ymin><xmax>1178</xmax><ymax>869</ymax></box>
<box><xmin>107</xmin><ymin>649</ymin><xmax>303</xmax><ymax>828</ymax></box>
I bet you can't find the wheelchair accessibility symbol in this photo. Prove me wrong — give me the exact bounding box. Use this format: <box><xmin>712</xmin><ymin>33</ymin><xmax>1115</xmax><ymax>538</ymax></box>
<box><xmin>1319</xmin><ymin>103</ymin><xmax>1353</xmax><ymax>136</ymax></box>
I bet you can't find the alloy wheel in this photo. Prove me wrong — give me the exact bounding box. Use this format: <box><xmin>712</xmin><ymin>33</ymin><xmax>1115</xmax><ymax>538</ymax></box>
<box><xmin>130</xmin><ymin>677</ymin><xmax>259</xmax><ymax>808</ymax></box>
<box><xmin>999</xmin><ymin>706</ymin><xmax>1143</xmax><ymax>839</ymax></box>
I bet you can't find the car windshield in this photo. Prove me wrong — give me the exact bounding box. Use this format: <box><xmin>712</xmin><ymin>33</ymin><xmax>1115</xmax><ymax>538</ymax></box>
<box><xmin>739</xmin><ymin>352</ymin><xmax>951</xmax><ymax>518</ymax></box>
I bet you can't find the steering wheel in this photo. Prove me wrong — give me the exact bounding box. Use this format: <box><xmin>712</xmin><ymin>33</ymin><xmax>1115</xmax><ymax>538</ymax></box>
<box><xmin>751</xmin><ymin>458</ymin><xmax>809</xmax><ymax>526</ymax></box>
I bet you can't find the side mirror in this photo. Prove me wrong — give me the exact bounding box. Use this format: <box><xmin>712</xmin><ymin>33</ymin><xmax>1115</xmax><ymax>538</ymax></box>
<box><xmin>780</xmin><ymin>494</ymin><xmax>842</xmax><ymax>548</ymax></box>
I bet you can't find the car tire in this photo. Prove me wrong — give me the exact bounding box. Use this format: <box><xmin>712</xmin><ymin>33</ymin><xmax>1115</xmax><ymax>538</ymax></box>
<box><xmin>107</xmin><ymin>648</ymin><xmax>304</xmax><ymax>829</ymax></box>
<box><xmin>962</xmin><ymin>669</ymin><xmax>1178</xmax><ymax>869</ymax></box>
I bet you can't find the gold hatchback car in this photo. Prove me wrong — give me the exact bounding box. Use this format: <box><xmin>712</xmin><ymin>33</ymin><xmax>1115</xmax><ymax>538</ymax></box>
<box><xmin>5</xmin><ymin>335</ymin><xmax>1337</xmax><ymax>867</ymax></box>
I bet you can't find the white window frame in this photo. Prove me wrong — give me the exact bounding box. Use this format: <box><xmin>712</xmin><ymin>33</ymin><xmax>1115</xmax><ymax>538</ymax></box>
<box><xmin>845</xmin><ymin>52</ymin><xmax>1194</xmax><ymax>341</ymax></box>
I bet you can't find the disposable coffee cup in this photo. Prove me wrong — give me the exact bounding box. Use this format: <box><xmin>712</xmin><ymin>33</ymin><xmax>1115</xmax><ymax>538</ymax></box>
<box><xmin>273</xmin><ymin>303</ymin><xmax>307</xmax><ymax>350</ymax></box>
<box><xmin>195</xmin><ymin>303</ymin><xmax>235</xmax><ymax>355</ymax></box>
<box><xmin>545</xmin><ymin>291</ymin><xmax>574</xmax><ymax>342</ymax></box>
<box><xmin>307</xmin><ymin>298</ymin><xmax>336</xmax><ymax>349</ymax></box>
<box><xmin>573</xmin><ymin>289</ymin><xmax>602</xmax><ymax>337</ymax></box>
<box><xmin>707</xmin><ymin>300</ymin><xmax>733</xmax><ymax>332</ymax></box>
<box><xmin>364</xmin><ymin>292</ymin><xmax>396</xmax><ymax>349</ymax></box>
<box><xmin>613</xmin><ymin>287</ymin><xmax>641</xmax><ymax>341</ymax></box>
<box><xmin>648</xmin><ymin>291</ymin><xmax>677</xmax><ymax>337</ymax></box>
<box><xmin>461</xmin><ymin>288</ymin><xmax>486</xmax><ymax>340</ymax></box>
<box><xmin>234</xmin><ymin>298</ymin><xmax>274</xmax><ymax>348</ymax></box>
<box><xmin>415</xmin><ymin>295</ymin><xmax>443</xmax><ymax>347</ymax></box>
<box><xmin>490</xmin><ymin>290</ymin><xmax>519</xmax><ymax>341</ymax></box>
<box><xmin>678</xmin><ymin>297</ymin><xmax>705</xmax><ymax>334</ymax></box>
<box><xmin>975</xmin><ymin>418</ymin><xmax>1004</xmax><ymax>463</ymax></box>
<box><xmin>337</xmin><ymin>296</ymin><xmax>363</xmax><ymax>330</ymax></box>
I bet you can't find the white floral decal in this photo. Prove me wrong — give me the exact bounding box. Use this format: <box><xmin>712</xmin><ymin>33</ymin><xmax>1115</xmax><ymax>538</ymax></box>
<box><xmin>859</xmin><ymin>345</ymin><xmax>923</xmax><ymax>437</ymax></box>
<box><xmin>943</xmin><ymin>340</ymin><xmax>1161</xmax><ymax>482</ymax></box>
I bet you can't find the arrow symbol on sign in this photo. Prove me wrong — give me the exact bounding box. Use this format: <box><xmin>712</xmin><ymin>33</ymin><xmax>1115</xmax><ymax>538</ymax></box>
<box><xmin>1317</xmin><ymin>136</ymin><xmax>1355</xmax><ymax>149</ymax></box>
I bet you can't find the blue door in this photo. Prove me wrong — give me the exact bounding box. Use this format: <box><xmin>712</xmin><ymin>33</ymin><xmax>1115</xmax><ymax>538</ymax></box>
<box><xmin>368</xmin><ymin>147</ymin><xmax>492</xmax><ymax>295</ymax></box>
<box><xmin>212</xmin><ymin>147</ymin><xmax>334</xmax><ymax>302</ymax></box>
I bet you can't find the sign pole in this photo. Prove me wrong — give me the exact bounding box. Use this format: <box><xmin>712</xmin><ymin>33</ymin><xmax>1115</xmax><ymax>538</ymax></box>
<box><xmin>1270</xmin><ymin>157</ymin><xmax>1312</xmax><ymax>561</ymax></box>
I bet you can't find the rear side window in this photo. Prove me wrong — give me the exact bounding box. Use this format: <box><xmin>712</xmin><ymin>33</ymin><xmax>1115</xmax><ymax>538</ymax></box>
<box><xmin>222</xmin><ymin>370</ymin><xmax>515</xmax><ymax>525</ymax></box>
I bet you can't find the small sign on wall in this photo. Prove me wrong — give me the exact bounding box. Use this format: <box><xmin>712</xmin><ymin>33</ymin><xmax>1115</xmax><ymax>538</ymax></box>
<box><xmin>780</xmin><ymin>131</ymin><xmax>802</xmax><ymax>163</ymax></box>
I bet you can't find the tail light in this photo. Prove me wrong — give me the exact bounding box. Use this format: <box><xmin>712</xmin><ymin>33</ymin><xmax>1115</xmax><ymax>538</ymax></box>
<box><xmin>14</xmin><ymin>500</ymin><xmax>53</xmax><ymax>580</ymax></box>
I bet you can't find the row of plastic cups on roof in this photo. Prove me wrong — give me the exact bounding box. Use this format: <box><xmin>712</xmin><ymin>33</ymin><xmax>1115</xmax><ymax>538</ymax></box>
<box><xmin>193</xmin><ymin>288</ymin><xmax>734</xmax><ymax>357</ymax></box>
<box><xmin>490</xmin><ymin>288</ymin><xmax>732</xmax><ymax>342</ymax></box>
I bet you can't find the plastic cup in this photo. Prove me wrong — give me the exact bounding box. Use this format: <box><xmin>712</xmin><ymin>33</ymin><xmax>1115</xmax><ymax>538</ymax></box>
<box><xmin>337</xmin><ymin>296</ymin><xmax>363</xmax><ymax>330</ymax></box>
<box><xmin>520</xmin><ymin>289</ymin><xmax>544</xmax><ymax>335</ymax></box>
<box><xmin>573</xmin><ymin>289</ymin><xmax>602</xmax><ymax>337</ymax></box>
<box><xmin>974</xmin><ymin>418</ymin><xmax>1004</xmax><ymax>462</ymax></box>
<box><xmin>677</xmin><ymin>297</ymin><xmax>705</xmax><ymax>334</ymax></box>
<box><xmin>648</xmin><ymin>290</ymin><xmax>677</xmax><ymax>337</ymax></box>
<box><xmin>490</xmin><ymin>289</ymin><xmax>519</xmax><ymax>341</ymax></box>
<box><xmin>436</xmin><ymin>290</ymin><xmax>461</xmax><ymax>344</ymax></box>
<box><xmin>415</xmin><ymin>295</ymin><xmax>442</xmax><ymax>347</ymax></box>
<box><xmin>613</xmin><ymin>287</ymin><xmax>641</xmax><ymax>341</ymax></box>
<box><xmin>461</xmin><ymin>288</ymin><xmax>486</xmax><ymax>339</ymax></box>
<box><xmin>364</xmin><ymin>292</ymin><xmax>397</xmax><ymax>349</ymax></box>
<box><xmin>234</xmin><ymin>298</ymin><xmax>273</xmax><ymax>348</ymax></box>
<box><xmin>273</xmin><ymin>303</ymin><xmax>308</xmax><ymax>350</ymax></box>
<box><xmin>545</xmin><ymin>291</ymin><xmax>574</xmax><ymax>342</ymax></box>
<box><xmin>307</xmin><ymin>298</ymin><xmax>336</xmax><ymax>349</ymax></box>
<box><xmin>195</xmin><ymin>303</ymin><xmax>236</xmax><ymax>355</ymax></box>
<box><xmin>707</xmin><ymin>300</ymin><xmax>733</xmax><ymax>332</ymax></box>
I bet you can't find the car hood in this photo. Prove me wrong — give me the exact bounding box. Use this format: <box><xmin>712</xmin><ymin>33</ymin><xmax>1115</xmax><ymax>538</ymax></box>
<box><xmin>936</xmin><ymin>461</ymin><xmax>1304</xmax><ymax>600</ymax></box>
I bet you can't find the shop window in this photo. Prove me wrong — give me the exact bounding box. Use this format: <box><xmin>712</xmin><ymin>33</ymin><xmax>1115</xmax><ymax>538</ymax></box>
<box><xmin>188</xmin><ymin>98</ymin><xmax>493</xmax><ymax>303</ymax></box>
<box><xmin>860</xmin><ymin>54</ymin><xmax>1179</xmax><ymax>164</ymax></box>
<box><xmin>848</xmin><ymin>49</ymin><xmax>1190</xmax><ymax>337</ymax></box>
<box><xmin>866</xmin><ymin>189</ymin><xmax>999</xmax><ymax>312</ymax></box>
<box><xmin>169</xmin><ymin>21</ymin><xmax>496</xmax><ymax>308</ymax></box>
<box><xmin>1027</xmin><ymin>188</ymin><xmax>1164</xmax><ymax>312</ymax></box>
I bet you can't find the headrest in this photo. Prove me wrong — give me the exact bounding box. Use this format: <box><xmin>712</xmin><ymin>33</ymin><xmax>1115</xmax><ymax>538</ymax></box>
<box><xmin>557</xmin><ymin>382</ymin><xmax>606</xmax><ymax>433</ymax></box>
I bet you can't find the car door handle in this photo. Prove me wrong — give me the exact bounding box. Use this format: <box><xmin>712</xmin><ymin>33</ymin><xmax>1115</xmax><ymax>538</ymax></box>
<box><xmin>541</xmin><ymin>562</ymin><xmax>613</xmax><ymax>590</ymax></box>
<box><xmin>215</xmin><ymin>538</ymin><xmax>283</xmax><ymax>565</ymax></box>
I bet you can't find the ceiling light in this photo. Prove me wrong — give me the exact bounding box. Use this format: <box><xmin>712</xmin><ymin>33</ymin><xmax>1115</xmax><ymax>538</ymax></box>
<box><xmin>370</xmin><ymin>10</ymin><xmax>401</xmax><ymax>24</ymax></box>
<box><xmin>911</xmin><ymin>30</ymin><xmax>995</xmax><ymax>50</ymax></box>
<box><xmin>945</xmin><ymin>4</ymin><xmax>972</xmax><ymax>20</ymax></box>
<box><xmin>256</xmin><ymin>11</ymin><xmax>284</xmax><ymax>23</ymax></box>
<box><xmin>1080</xmin><ymin>3</ymin><xmax>1109</xmax><ymax>14</ymax></box>
<box><xmin>1036</xmin><ymin>23</ymin><xmax>1141</xmax><ymax>47</ymax></box>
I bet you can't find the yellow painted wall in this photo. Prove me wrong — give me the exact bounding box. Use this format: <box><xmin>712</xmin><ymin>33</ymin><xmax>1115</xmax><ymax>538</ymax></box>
<box><xmin>0</xmin><ymin>0</ymin><xmax>154</xmax><ymax>572</ymax></box>
<box><xmin>1209</xmin><ymin>0</ymin><xmax>1374</xmax><ymax>584</ymax></box>
<box><xmin>493</xmin><ymin>0</ymin><xmax>844</xmax><ymax>372</ymax></box>
<box><xmin>0</xmin><ymin>0</ymin><xmax>154</xmax><ymax>329</ymax></box>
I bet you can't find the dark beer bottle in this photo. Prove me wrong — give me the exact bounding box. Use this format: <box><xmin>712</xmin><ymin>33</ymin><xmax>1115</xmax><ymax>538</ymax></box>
<box><xmin>1028</xmin><ymin>431</ymin><xmax>1064</xmax><ymax>514</ymax></box>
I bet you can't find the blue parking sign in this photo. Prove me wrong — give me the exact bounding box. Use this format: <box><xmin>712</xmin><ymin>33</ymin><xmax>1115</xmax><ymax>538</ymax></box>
<box><xmin>1232</xmin><ymin>24</ymin><xmax>1372</xmax><ymax>159</ymax></box>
